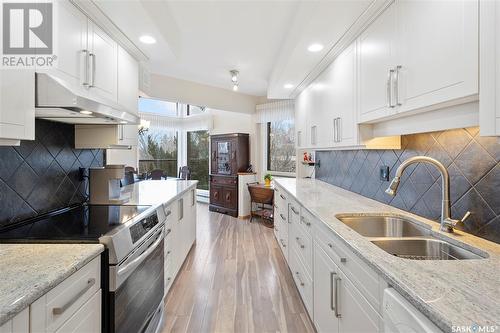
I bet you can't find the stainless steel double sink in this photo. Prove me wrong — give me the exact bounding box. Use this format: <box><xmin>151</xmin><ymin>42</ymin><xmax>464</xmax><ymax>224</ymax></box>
<box><xmin>336</xmin><ymin>215</ymin><xmax>486</xmax><ymax>260</ymax></box>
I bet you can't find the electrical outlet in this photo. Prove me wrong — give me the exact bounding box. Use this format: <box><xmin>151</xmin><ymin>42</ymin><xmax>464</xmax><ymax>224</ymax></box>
<box><xmin>380</xmin><ymin>166</ymin><xmax>390</xmax><ymax>181</ymax></box>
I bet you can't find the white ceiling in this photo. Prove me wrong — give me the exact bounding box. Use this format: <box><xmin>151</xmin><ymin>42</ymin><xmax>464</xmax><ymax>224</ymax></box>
<box><xmin>95</xmin><ymin>0</ymin><xmax>373</xmax><ymax>97</ymax></box>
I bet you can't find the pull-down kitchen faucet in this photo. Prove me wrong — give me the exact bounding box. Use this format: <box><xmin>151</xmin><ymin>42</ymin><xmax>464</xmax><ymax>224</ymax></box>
<box><xmin>385</xmin><ymin>156</ymin><xmax>470</xmax><ymax>233</ymax></box>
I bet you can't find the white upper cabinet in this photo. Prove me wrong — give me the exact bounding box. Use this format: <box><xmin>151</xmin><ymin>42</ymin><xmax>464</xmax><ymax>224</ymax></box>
<box><xmin>295</xmin><ymin>39</ymin><xmax>400</xmax><ymax>150</ymax></box>
<box><xmin>358</xmin><ymin>2</ymin><xmax>398</xmax><ymax>123</ymax></box>
<box><xmin>358</xmin><ymin>0</ymin><xmax>478</xmax><ymax>124</ymax></box>
<box><xmin>395</xmin><ymin>0</ymin><xmax>478</xmax><ymax>114</ymax></box>
<box><xmin>479</xmin><ymin>0</ymin><xmax>500</xmax><ymax>136</ymax></box>
<box><xmin>117</xmin><ymin>46</ymin><xmax>139</xmax><ymax>115</ymax></box>
<box><xmin>88</xmin><ymin>22</ymin><xmax>118</xmax><ymax>102</ymax></box>
<box><xmin>295</xmin><ymin>85</ymin><xmax>310</xmax><ymax>149</ymax></box>
<box><xmin>51</xmin><ymin>1</ymin><xmax>88</xmax><ymax>88</ymax></box>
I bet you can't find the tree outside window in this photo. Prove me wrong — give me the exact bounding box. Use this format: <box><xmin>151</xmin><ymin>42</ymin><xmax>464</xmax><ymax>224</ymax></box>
<box><xmin>267</xmin><ymin>120</ymin><xmax>296</xmax><ymax>173</ymax></box>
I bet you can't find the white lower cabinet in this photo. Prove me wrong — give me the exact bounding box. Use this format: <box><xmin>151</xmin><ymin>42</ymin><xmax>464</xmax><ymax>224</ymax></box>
<box><xmin>314</xmin><ymin>242</ymin><xmax>381</xmax><ymax>333</ymax></box>
<box><xmin>274</xmin><ymin>183</ymin><xmax>387</xmax><ymax>333</ymax></box>
<box><xmin>54</xmin><ymin>290</ymin><xmax>101</xmax><ymax>333</ymax></box>
<box><xmin>0</xmin><ymin>308</ymin><xmax>29</xmax><ymax>333</ymax></box>
<box><xmin>163</xmin><ymin>188</ymin><xmax>197</xmax><ymax>296</ymax></box>
<box><xmin>31</xmin><ymin>257</ymin><xmax>101</xmax><ymax>333</ymax></box>
<box><xmin>1</xmin><ymin>256</ymin><xmax>102</xmax><ymax>333</ymax></box>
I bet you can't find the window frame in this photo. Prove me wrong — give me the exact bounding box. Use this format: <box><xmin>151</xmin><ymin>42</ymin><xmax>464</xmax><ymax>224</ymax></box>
<box><xmin>264</xmin><ymin>120</ymin><xmax>296</xmax><ymax>178</ymax></box>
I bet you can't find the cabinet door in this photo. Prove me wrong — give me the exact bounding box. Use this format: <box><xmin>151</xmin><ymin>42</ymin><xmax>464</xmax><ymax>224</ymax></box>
<box><xmin>396</xmin><ymin>0</ymin><xmax>478</xmax><ymax>114</ymax></box>
<box><xmin>55</xmin><ymin>290</ymin><xmax>101</xmax><ymax>333</ymax></box>
<box><xmin>334</xmin><ymin>43</ymin><xmax>357</xmax><ymax>146</ymax></box>
<box><xmin>88</xmin><ymin>22</ymin><xmax>117</xmax><ymax>102</ymax></box>
<box><xmin>210</xmin><ymin>184</ymin><xmax>223</xmax><ymax>206</ymax></box>
<box><xmin>0</xmin><ymin>70</ymin><xmax>35</xmax><ymax>141</ymax></box>
<box><xmin>222</xmin><ymin>186</ymin><xmax>237</xmax><ymax>209</ymax></box>
<box><xmin>0</xmin><ymin>308</ymin><xmax>29</xmax><ymax>333</ymax></box>
<box><xmin>52</xmin><ymin>1</ymin><xmax>88</xmax><ymax>88</ymax></box>
<box><xmin>313</xmin><ymin>64</ymin><xmax>333</xmax><ymax>148</ymax></box>
<box><xmin>358</xmin><ymin>2</ymin><xmax>397</xmax><ymax>122</ymax></box>
<box><xmin>313</xmin><ymin>243</ymin><xmax>339</xmax><ymax>333</ymax></box>
<box><xmin>338</xmin><ymin>270</ymin><xmax>381</xmax><ymax>333</ymax></box>
<box><xmin>117</xmin><ymin>46</ymin><xmax>139</xmax><ymax>114</ymax></box>
<box><xmin>117</xmin><ymin>124</ymin><xmax>138</xmax><ymax>146</ymax></box>
<box><xmin>295</xmin><ymin>87</ymin><xmax>311</xmax><ymax>149</ymax></box>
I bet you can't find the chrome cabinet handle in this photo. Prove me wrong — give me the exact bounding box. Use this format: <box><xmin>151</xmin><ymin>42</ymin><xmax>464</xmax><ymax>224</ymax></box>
<box><xmin>280</xmin><ymin>239</ymin><xmax>286</xmax><ymax>247</ymax></box>
<box><xmin>387</xmin><ymin>69</ymin><xmax>396</xmax><ymax>108</ymax></box>
<box><xmin>300</xmin><ymin>216</ymin><xmax>311</xmax><ymax>227</ymax></box>
<box><xmin>81</xmin><ymin>50</ymin><xmax>89</xmax><ymax>86</ymax></box>
<box><xmin>165</xmin><ymin>228</ymin><xmax>172</xmax><ymax>236</ymax></box>
<box><xmin>337</xmin><ymin>117</ymin><xmax>341</xmax><ymax>142</ymax></box>
<box><xmin>164</xmin><ymin>209</ymin><xmax>172</xmax><ymax>217</ymax></box>
<box><xmin>290</xmin><ymin>206</ymin><xmax>299</xmax><ymax>215</ymax></box>
<box><xmin>166</xmin><ymin>276</ymin><xmax>172</xmax><ymax>286</ymax></box>
<box><xmin>297</xmin><ymin>131</ymin><xmax>302</xmax><ymax>147</ymax></box>
<box><xmin>280</xmin><ymin>194</ymin><xmax>286</xmax><ymax>200</ymax></box>
<box><xmin>395</xmin><ymin>65</ymin><xmax>402</xmax><ymax>106</ymax></box>
<box><xmin>53</xmin><ymin>278</ymin><xmax>96</xmax><ymax>315</ymax></box>
<box><xmin>333</xmin><ymin>118</ymin><xmax>337</xmax><ymax>142</ymax></box>
<box><xmin>88</xmin><ymin>53</ymin><xmax>95</xmax><ymax>87</ymax></box>
<box><xmin>280</xmin><ymin>213</ymin><xmax>286</xmax><ymax>221</ymax></box>
<box><xmin>295</xmin><ymin>237</ymin><xmax>305</xmax><ymax>249</ymax></box>
<box><xmin>295</xmin><ymin>271</ymin><xmax>305</xmax><ymax>286</ymax></box>
<box><xmin>330</xmin><ymin>272</ymin><xmax>336</xmax><ymax>311</ymax></box>
<box><xmin>327</xmin><ymin>243</ymin><xmax>347</xmax><ymax>262</ymax></box>
<box><xmin>334</xmin><ymin>275</ymin><xmax>341</xmax><ymax>318</ymax></box>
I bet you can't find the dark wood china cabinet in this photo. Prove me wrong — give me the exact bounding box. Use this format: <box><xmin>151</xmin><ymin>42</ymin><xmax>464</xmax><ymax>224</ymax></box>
<box><xmin>209</xmin><ymin>133</ymin><xmax>250</xmax><ymax>217</ymax></box>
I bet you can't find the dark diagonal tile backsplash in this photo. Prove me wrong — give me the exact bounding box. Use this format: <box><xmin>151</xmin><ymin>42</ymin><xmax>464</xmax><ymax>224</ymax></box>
<box><xmin>0</xmin><ymin>120</ymin><xmax>103</xmax><ymax>227</ymax></box>
<box><xmin>316</xmin><ymin>127</ymin><xmax>500</xmax><ymax>244</ymax></box>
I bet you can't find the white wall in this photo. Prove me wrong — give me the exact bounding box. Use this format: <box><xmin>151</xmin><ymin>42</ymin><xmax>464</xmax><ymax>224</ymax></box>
<box><xmin>148</xmin><ymin>74</ymin><xmax>264</xmax><ymax>114</ymax></box>
<box><xmin>208</xmin><ymin>108</ymin><xmax>259</xmax><ymax>175</ymax></box>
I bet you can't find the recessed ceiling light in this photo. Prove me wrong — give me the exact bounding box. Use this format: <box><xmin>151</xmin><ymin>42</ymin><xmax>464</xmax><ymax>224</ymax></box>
<box><xmin>284</xmin><ymin>83</ymin><xmax>294</xmax><ymax>89</ymax></box>
<box><xmin>80</xmin><ymin>110</ymin><xmax>93</xmax><ymax>115</ymax></box>
<box><xmin>233</xmin><ymin>84</ymin><xmax>239</xmax><ymax>92</ymax></box>
<box><xmin>120</xmin><ymin>121</ymin><xmax>128</xmax><ymax>124</ymax></box>
<box><xmin>139</xmin><ymin>35</ymin><xmax>156</xmax><ymax>44</ymax></box>
<box><xmin>307</xmin><ymin>43</ymin><xmax>324</xmax><ymax>53</ymax></box>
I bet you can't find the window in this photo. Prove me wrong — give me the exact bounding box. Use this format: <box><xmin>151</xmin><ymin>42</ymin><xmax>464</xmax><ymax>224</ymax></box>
<box><xmin>187</xmin><ymin>105</ymin><xmax>206</xmax><ymax>116</ymax></box>
<box><xmin>138</xmin><ymin>128</ymin><xmax>178</xmax><ymax>178</ymax></box>
<box><xmin>139</xmin><ymin>97</ymin><xmax>178</xmax><ymax>117</ymax></box>
<box><xmin>187</xmin><ymin>130</ymin><xmax>209</xmax><ymax>190</ymax></box>
<box><xmin>267</xmin><ymin>120</ymin><xmax>296</xmax><ymax>173</ymax></box>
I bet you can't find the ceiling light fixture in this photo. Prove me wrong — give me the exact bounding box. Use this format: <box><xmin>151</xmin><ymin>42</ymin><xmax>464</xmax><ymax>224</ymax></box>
<box><xmin>230</xmin><ymin>70</ymin><xmax>239</xmax><ymax>92</ymax></box>
<box><xmin>139</xmin><ymin>35</ymin><xmax>156</xmax><ymax>44</ymax></box>
<box><xmin>307</xmin><ymin>43</ymin><xmax>324</xmax><ymax>53</ymax></box>
<box><xmin>284</xmin><ymin>83</ymin><xmax>294</xmax><ymax>89</ymax></box>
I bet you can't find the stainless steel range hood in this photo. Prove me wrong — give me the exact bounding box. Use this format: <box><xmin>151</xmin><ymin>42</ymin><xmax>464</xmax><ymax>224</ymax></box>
<box><xmin>35</xmin><ymin>72</ymin><xmax>139</xmax><ymax>125</ymax></box>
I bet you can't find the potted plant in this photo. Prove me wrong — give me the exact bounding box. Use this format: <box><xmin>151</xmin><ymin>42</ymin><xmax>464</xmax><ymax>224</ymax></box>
<box><xmin>264</xmin><ymin>173</ymin><xmax>272</xmax><ymax>187</ymax></box>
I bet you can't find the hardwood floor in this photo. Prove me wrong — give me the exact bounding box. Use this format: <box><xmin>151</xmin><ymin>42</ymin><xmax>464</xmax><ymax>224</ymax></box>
<box><xmin>162</xmin><ymin>203</ymin><xmax>315</xmax><ymax>333</ymax></box>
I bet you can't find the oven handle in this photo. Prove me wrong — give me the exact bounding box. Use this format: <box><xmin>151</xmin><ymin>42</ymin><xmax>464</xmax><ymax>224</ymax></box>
<box><xmin>117</xmin><ymin>228</ymin><xmax>164</xmax><ymax>278</ymax></box>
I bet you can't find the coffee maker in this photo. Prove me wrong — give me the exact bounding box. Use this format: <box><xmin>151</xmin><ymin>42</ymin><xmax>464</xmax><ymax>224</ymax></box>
<box><xmin>89</xmin><ymin>165</ymin><xmax>129</xmax><ymax>204</ymax></box>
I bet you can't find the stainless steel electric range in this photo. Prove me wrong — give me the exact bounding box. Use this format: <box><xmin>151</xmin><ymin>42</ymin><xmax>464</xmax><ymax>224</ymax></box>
<box><xmin>0</xmin><ymin>204</ymin><xmax>167</xmax><ymax>333</ymax></box>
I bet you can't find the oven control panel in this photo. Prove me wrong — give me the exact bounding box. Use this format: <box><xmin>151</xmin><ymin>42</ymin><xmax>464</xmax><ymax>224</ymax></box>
<box><xmin>129</xmin><ymin>212</ymin><xmax>159</xmax><ymax>244</ymax></box>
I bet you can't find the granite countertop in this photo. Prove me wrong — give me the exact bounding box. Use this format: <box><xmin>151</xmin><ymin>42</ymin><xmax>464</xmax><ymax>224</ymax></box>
<box><xmin>274</xmin><ymin>177</ymin><xmax>500</xmax><ymax>332</ymax></box>
<box><xmin>0</xmin><ymin>244</ymin><xmax>104</xmax><ymax>326</ymax></box>
<box><xmin>120</xmin><ymin>179</ymin><xmax>198</xmax><ymax>207</ymax></box>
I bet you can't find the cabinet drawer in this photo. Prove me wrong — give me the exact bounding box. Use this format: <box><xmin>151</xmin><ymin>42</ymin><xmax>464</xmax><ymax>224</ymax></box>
<box><xmin>315</xmin><ymin>225</ymin><xmax>385</xmax><ymax>313</ymax></box>
<box><xmin>299</xmin><ymin>207</ymin><xmax>315</xmax><ymax>235</ymax></box>
<box><xmin>290</xmin><ymin>220</ymin><xmax>313</xmax><ymax>277</ymax></box>
<box><xmin>54</xmin><ymin>290</ymin><xmax>101</xmax><ymax>333</ymax></box>
<box><xmin>31</xmin><ymin>256</ymin><xmax>101</xmax><ymax>332</ymax></box>
<box><xmin>210</xmin><ymin>175</ymin><xmax>237</xmax><ymax>186</ymax></box>
<box><xmin>289</xmin><ymin>248</ymin><xmax>313</xmax><ymax>314</ymax></box>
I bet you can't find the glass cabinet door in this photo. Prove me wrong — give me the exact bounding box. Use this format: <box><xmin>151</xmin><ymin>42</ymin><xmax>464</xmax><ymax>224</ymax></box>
<box><xmin>216</xmin><ymin>141</ymin><xmax>232</xmax><ymax>174</ymax></box>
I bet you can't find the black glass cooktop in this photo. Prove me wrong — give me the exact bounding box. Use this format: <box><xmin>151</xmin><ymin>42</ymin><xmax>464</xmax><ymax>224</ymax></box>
<box><xmin>0</xmin><ymin>205</ymin><xmax>151</xmax><ymax>243</ymax></box>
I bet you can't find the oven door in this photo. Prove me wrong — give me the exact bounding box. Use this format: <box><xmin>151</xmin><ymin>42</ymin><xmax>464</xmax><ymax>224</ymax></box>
<box><xmin>110</xmin><ymin>226</ymin><xmax>164</xmax><ymax>333</ymax></box>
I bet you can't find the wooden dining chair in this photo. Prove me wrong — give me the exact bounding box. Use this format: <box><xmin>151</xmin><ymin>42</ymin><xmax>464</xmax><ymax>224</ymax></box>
<box><xmin>247</xmin><ymin>182</ymin><xmax>274</xmax><ymax>226</ymax></box>
<box><xmin>150</xmin><ymin>169</ymin><xmax>164</xmax><ymax>180</ymax></box>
